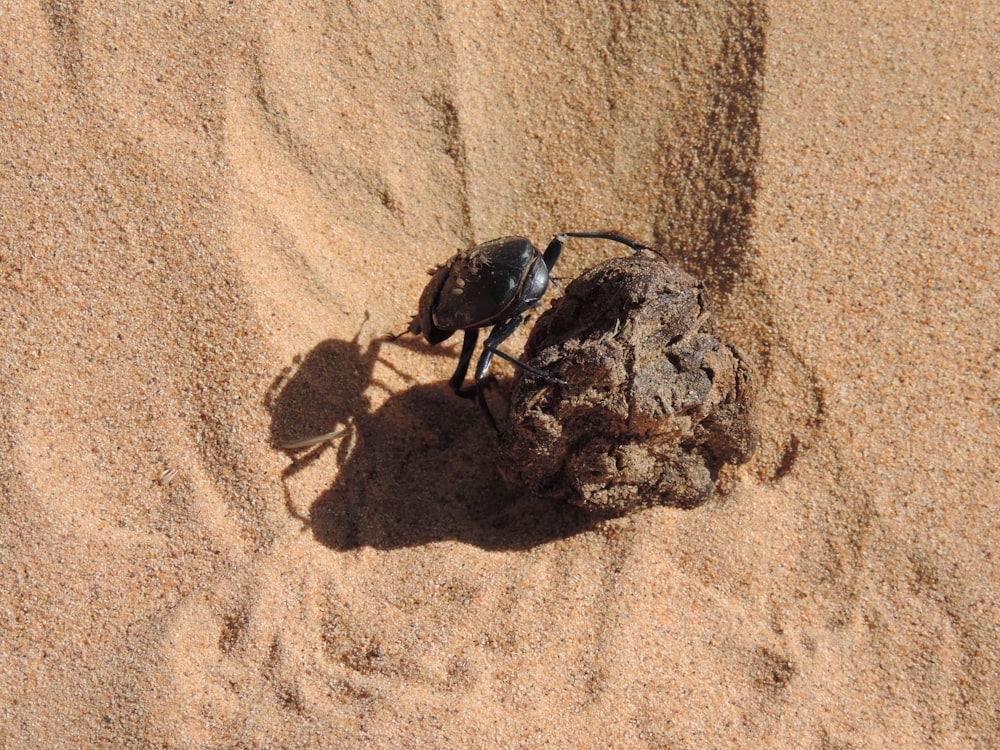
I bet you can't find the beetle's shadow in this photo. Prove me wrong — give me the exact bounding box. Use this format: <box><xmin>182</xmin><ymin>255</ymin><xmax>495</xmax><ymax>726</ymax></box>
<box><xmin>312</xmin><ymin>383</ymin><xmax>594</xmax><ymax>550</ymax></box>
<box><xmin>267</xmin><ymin>336</ymin><xmax>595</xmax><ymax>551</ymax></box>
<box><xmin>267</xmin><ymin>340</ymin><xmax>371</xmax><ymax>447</ymax></box>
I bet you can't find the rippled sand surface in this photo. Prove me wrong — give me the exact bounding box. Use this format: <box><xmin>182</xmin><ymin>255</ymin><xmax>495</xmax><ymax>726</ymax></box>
<box><xmin>2</xmin><ymin>2</ymin><xmax>997</xmax><ymax>747</ymax></box>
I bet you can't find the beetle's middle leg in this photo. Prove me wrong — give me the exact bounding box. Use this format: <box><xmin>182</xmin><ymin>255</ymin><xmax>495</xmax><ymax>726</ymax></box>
<box><xmin>483</xmin><ymin>347</ymin><xmax>567</xmax><ymax>384</ymax></box>
<box><xmin>475</xmin><ymin>316</ymin><xmax>567</xmax><ymax>387</ymax></box>
<box><xmin>454</xmin><ymin>316</ymin><xmax>564</xmax><ymax>404</ymax></box>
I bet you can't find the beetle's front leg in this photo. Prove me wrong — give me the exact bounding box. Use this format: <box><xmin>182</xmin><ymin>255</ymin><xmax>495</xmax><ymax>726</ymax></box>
<box><xmin>449</xmin><ymin>328</ymin><xmax>479</xmax><ymax>394</ymax></box>
<box><xmin>454</xmin><ymin>317</ymin><xmax>523</xmax><ymax>405</ymax></box>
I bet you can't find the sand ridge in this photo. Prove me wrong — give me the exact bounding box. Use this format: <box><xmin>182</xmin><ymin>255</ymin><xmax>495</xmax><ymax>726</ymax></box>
<box><xmin>1</xmin><ymin>1</ymin><xmax>997</xmax><ymax>747</ymax></box>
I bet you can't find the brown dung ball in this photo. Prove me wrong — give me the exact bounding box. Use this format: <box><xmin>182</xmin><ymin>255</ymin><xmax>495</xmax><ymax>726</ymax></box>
<box><xmin>498</xmin><ymin>254</ymin><xmax>759</xmax><ymax>516</ymax></box>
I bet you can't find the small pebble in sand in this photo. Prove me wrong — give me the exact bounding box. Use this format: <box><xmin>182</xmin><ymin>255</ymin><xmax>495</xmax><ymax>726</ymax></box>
<box><xmin>498</xmin><ymin>254</ymin><xmax>759</xmax><ymax>516</ymax></box>
<box><xmin>157</xmin><ymin>467</ymin><xmax>178</xmax><ymax>486</ymax></box>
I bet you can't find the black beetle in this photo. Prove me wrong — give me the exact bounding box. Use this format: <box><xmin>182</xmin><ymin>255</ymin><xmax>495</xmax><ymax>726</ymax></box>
<box><xmin>406</xmin><ymin>231</ymin><xmax>651</xmax><ymax>410</ymax></box>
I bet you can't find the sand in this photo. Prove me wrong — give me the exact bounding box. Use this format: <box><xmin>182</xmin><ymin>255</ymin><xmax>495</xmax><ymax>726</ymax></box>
<box><xmin>1</xmin><ymin>1</ymin><xmax>997</xmax><ymax>747</ymax></box>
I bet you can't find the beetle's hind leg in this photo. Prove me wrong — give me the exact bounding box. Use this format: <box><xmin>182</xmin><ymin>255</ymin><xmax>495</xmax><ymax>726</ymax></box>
<box><xmin>562</xmin><ymin>231</ymin><xmax>656</xmax><ymax>256</ymax></box>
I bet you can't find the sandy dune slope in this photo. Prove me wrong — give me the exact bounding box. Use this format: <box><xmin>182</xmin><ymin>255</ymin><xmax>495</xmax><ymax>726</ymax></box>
<box><xmin>1</xmin><ymin>1</ymin><xmax>997</xmax><ymax>747</ymax></box>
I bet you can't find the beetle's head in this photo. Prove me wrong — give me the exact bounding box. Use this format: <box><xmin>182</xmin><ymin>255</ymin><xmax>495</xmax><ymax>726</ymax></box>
<box><xmin>407</xmin><ymin>314</ymin><xmax>423</xmax><ymax>336</ymax></box>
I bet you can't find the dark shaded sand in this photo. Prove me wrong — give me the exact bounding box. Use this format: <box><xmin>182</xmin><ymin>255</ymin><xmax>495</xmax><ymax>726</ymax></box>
<box><xmin>1</xmin><ymin>2</ymin><xmax>996</xmax><ymax>747</ymax></box>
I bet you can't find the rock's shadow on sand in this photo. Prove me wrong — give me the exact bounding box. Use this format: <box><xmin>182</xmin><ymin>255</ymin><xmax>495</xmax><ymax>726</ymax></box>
<box><xmin>267</xmin><ymin>338</ymin><xmax>595</xmax><ymax>551</ymax></box>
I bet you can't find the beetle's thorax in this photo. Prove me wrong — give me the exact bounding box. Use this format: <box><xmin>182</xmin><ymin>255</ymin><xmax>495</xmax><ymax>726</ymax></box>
<box><xmin>430</xmin><ymin>237</ymin><xmax>545</xmax><ymax>333</ymax></box>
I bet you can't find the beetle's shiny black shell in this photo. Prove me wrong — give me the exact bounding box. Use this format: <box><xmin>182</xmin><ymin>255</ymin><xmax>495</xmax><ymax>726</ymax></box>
<box><xmin>429</xmin><ymin>236</ymin><xmax>550</xmax><ymax>333</ymax></box>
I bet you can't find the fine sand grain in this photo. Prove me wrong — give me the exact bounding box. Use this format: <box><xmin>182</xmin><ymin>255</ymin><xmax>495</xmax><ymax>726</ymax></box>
<box><xmin>1</xmin><ymin>2</ymin><xmax>997</xmax><ymax>747</ymax></box>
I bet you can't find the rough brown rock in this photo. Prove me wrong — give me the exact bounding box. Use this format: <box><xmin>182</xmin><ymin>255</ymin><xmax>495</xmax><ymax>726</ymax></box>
<box><xmin>498</xmin><ymin>253</ymin><xmax>759</xmax><ymax>516</ymax></box>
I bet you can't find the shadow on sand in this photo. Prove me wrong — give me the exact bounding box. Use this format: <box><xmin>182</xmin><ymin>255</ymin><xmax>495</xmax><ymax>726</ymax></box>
<box><xmin>267</xmin><ymin>337</ymin><xmax>596</xmax><ymax>551</ymax></box>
